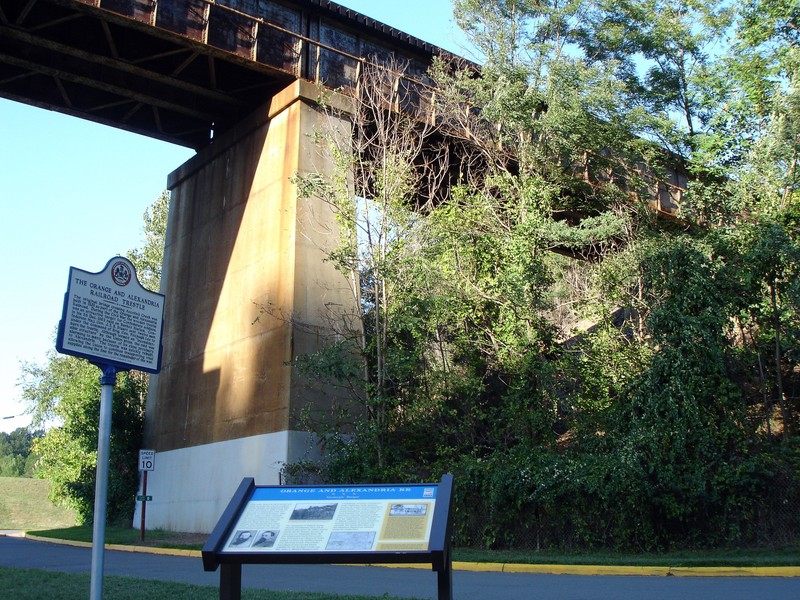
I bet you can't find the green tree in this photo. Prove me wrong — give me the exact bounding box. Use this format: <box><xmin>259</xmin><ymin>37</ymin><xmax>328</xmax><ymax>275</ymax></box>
<box><xmin>579</xmin><ymin>0</ymin><xmax>735</xmax><ymax>151</ymax></box>
<box><xmin>602</xmin><ymin>238</ymin><xmax>763</xmax><ymax>547</ymax></box>
<box><xmin>729</xmin><ymin>221</ymin><xmax>800</xmax><ymax>439</ymax></box>
<box><xmin>289</xmin><ymin>60</ymin><xmax>457</xmax><ymax>480</ymax></box>
<box><xmin>23</xmin><ymin>356</ymin><xmax>146</xmax><ymax>523</ymax></box>
<box><xmin>698</xmin><ymin>0</ymin><xmax>800</xmax><ymax>439</ymax></box>
<box><xmin>288</xmin><ymin>0</ymin><xmax>800</xmax><ymax>550</ymax></box>
<box><xmin>0</xmin><ymin>427</ymin><xmax>42</xmax><ymax>477</ymax></box>
<box><xmin>127</xmin><ymin>190</ymin><xmax>170</xmax><ymax>292</ymax></box>
<box><xmin>21</xmin><ymin>191</ymin><xmax>170</xmax><ymax>523</ymax></box>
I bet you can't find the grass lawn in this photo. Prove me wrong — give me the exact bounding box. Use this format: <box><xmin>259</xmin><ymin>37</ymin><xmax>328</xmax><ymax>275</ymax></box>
<box><xmin>4</xmin><ymin>474</ymin><xmax>799</xmax><ymax>569</ymax></box>
<box><xmin>24</xmin><ymin>524</ymin><xmax>800</xmax><ymax>567</ymax></box>
<box><xmin>2</xmin><ymin>478</ymin><xmax>797</xmax><ymax>600</ymax></box>
<box><xmin>0</xmin><ymin>477</ymin><xmax>77</xmax><ymax>530</ymax></box>
<box><xmin>454</xmin><ymin>546</ymin><xmax>800</xmax><ymax>567</ymax></box>
<box><xmin>0</xmin><ymin>566</ymin><xmax>422</xmax><ymax>600</ymax></box>
<box><xmin>28</xmin><ymin>525</ymin><xmax>206</xmax><ymax>549</ymax></box>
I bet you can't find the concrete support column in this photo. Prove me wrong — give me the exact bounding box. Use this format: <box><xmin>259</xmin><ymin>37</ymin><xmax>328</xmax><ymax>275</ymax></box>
<box><xmin>135</xmin><ymin>80</ymin><xmax>356</xmax><ymax>533</ymax></box>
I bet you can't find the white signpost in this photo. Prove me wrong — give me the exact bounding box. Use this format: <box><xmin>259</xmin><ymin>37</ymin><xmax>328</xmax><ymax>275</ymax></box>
<box><xmin>56</xmin><ymin>257</ymin><xmax>164</xmax><ymax>600</ymax></box>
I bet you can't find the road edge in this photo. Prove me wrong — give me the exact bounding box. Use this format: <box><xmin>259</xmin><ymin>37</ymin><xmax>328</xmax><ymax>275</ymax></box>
<box><xmin>15</xmin><ymin>532</ymin><xmax>800</xmax><ymax>577</ymax></box>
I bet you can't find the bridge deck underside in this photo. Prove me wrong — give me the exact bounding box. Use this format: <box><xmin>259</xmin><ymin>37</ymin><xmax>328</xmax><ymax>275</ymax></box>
<box><xmin>0</xmin><ymin>0</ymin><xmax>440</xmax><ymax>149</ymax></box>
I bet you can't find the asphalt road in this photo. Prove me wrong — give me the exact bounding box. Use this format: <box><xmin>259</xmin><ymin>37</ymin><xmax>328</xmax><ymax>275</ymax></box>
<box><xmin>1</xmin><ymin>535</ymin><xmax>799</xmax><ymax>600</ymax></box>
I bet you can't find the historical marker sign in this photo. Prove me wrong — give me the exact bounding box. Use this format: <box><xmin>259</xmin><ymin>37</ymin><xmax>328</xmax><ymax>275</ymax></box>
<box><xmin>202</xmin><ymin>475</ymin><xmax>455</xmax><ymax>600</ymax></box>
<box><xmin>221</xmin><ymin>484</ymin><xmax>438</xmax><ymax>553</ymax></box>
<box><xmin>56</xmin><ymin>256</ymin><xmax>164</xmax><ymax>373</ymax></box>
<box><xmin>55</xmin><ymin>256</ymin><xmax>165</xmax><ymax>600</ymax></box>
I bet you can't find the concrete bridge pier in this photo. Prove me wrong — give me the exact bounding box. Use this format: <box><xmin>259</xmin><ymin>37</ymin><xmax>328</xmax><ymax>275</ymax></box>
<box><xmin>133</xmin><ymin>80</ymin><xmax>356</xmax><ymax>533</ymax></box>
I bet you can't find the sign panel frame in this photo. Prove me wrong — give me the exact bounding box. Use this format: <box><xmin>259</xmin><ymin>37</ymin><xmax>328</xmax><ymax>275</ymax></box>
<box><xmin>56</xmin><ymin>256</ymin><xmax>165</xmax><ymax>374</ymax></box>
<box><xmin>202</xmin><ymin>475</ymin><xmax>454</xmax><ymax>599</ymax></box>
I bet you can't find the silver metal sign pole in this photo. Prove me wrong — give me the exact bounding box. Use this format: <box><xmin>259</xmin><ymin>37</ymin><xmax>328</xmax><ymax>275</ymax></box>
<box><xmin>90</xmin><ymin>365</ymin><xmax>116</xmax><ymax>600</ymax></box>
<box><xmin>55</xmin><ymin>257</ymin><xmax>165</xmax><ymax>599</ymax></box>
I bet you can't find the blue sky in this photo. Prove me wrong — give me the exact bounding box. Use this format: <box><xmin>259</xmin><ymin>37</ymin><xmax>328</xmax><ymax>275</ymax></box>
<box><xmin>0</xmin><ymin>0</ymin><xmax>472</xmax><ymax>432</ymax></box>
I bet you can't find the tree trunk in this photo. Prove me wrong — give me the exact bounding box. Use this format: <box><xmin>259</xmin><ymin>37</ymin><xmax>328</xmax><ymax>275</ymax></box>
<box><xmin>770</xmin><ymin>281</ymin><xmax>790</xmax><ymax>440</ymax></box>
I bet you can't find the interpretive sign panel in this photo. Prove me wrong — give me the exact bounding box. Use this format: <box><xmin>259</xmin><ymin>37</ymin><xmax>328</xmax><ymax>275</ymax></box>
<box><xmin>222</xmin><ymin>484</ymin><xmax>437</xmax><ymax>553</ymax></box>
<box><xmin>202</xmin><ymin>475</ymin><xmax>455</xmax><ymax>600</ymax></box>
<box><xmin>56</xmin><ymin>256</ymin><xmax>164</xmax><ymax>373</ymax></box>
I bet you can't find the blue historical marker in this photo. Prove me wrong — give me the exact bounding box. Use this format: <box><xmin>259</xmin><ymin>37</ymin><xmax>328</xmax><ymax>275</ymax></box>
<box><xmin>56</xmin><ymin>256</ymin><xmax>164</xmax><ymax>600</ymax></box>
<box><xmin>57</xmin><ymin>256</ymin><xmax>164</xmax><ymax>373</ymax></box>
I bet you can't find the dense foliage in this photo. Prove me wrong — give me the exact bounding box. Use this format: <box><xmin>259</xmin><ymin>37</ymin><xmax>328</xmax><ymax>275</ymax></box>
<box><xmin>19</xmin><ymin>191</ymin><xmax>169</xmax><ymax>525</ymax></box>
<box><xmin>0</xmin><ymin>427</ymin><xmax>41</xmax><ymax>477</ymax></box>
<box><xmin>289</xmin><ymin>0</ymin><xmax>800</xmax><ymax>550</ymax></box>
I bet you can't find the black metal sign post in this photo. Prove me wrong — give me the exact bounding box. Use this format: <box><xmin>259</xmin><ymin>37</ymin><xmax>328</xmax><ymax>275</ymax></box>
<box><xmin>202</xmin><ymin>474</ymin><xmax>455</xmax><ymax>600</ymax></box>
<box><xmin>56</xmin><ymin>256</ymin><xmax>165</xmax><ymax>600</ymax></box>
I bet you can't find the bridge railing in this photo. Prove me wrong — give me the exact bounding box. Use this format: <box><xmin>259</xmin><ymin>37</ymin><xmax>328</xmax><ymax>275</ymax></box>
<box><xmin>88</xmin><ymin>0</ymin><xmax>437</xmax><ymax>115</ymax></box>
<box><xmin>85</xmin><ymin>0</ymin><xmax>684</xmax><ymax>217</ymax></box>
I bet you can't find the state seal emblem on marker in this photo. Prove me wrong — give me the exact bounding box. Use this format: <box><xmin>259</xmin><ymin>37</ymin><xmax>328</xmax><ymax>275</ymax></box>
<box><xmin>111</xmin><ymin>260</ymin><xmax>132</xmax><ymax>286</ymax></box>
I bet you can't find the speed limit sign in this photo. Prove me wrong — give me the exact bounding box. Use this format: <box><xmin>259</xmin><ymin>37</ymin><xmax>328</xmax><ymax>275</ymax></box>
<box><xmin>139</xmin><ymin>449</ymin><xmax>155</xmax><ymax>471</ymax></box>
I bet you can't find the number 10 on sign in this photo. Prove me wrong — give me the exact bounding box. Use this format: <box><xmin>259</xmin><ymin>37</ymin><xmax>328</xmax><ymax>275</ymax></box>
<box><xmin>139</xmin><ymin>449</ymin><xmax>155</xmax><ymax>471</ymax></box>
<box><xmin>138</xmin><ymin>449</ymin><xmax>155</xmax><ymax>542</ymax></box>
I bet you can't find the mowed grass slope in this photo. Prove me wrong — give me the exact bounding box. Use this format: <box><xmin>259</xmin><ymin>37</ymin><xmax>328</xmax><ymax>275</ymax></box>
<box><xmin>0</xmin><ymin>476</ymin><xmax>77</xmax><ymax>530</ymax></box>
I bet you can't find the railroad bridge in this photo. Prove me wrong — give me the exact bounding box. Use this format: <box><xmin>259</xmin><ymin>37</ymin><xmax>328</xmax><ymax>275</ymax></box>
<box><xmin>1</xmin><ymin>0</ymin><xmax>686</xmax><ymax>532</ymax></box>
<box><xmin>0</xmin><ymin>0</ymin><xmax>445</xmax><ymax>147</ymax></box>
<box><xmin>1</xmin><ymin>0</ymin><xmax>461</xmax><ymax>532</ymax></box>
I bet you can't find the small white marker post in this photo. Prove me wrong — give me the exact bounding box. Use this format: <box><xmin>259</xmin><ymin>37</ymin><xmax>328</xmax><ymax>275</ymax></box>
<box><xmin>55</xmin><ymin>257</ymin><xmax>165</xmax><ymax>600</ymax></box>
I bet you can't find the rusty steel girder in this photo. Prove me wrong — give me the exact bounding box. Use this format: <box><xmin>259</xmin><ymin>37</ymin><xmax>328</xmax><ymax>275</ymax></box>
<box><xmin>0</xmin><ymin>0</ymin><xmax>447</xmax><ymax>148</ymax></box>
